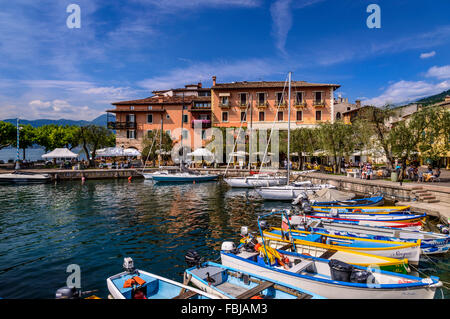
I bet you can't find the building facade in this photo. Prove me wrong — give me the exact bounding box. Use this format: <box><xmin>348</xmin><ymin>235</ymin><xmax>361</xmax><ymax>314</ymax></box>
<box><xmin>210</xmin><ymin>76</ymin><xmax>340</xmax><ymax>130</ymax></box>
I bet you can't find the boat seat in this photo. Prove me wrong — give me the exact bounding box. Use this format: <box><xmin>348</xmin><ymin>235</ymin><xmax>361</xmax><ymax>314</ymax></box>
<box><xmin>172</xmin><ymin>290</ymin><xmax>198</xmax><ymax>299</ymax></box>
<box><xmin>289</xmin><ymin>260</ymin><xmax>314</xmax><ymax>273</ymax></box>
<box><xmin>235</xmin><ymin>281</ymin><xmax>274</xmax><ymax>299</ymax></box>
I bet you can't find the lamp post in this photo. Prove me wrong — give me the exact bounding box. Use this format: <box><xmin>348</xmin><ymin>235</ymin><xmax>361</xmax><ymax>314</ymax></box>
<box><xmin>15</xmin><ymin>118</ymin><xmax>21</xmax><ymax>170</ymax></box>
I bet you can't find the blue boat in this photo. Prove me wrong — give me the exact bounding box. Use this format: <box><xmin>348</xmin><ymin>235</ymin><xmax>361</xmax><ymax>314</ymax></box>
<box><xmin>310</xmin><ymin>196</ymin><xmax>384</xmax><ymax>207</ymax></box>
<box><xmin>152</xmin><ymin>172</ymin><xmax>219</xmax><ymax>183</ymax></box>
<box><xmin>106</xmin><ymin>257</ymin><xmax>217</xmax><ymax>299</ymax></box>
<box><xmin>185</xmin><ymin>261</ymin><xmax>325</xmax><ymax>299</ymax></box>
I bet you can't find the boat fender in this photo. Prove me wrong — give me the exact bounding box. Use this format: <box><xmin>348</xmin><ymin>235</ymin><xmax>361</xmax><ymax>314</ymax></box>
<box><xmin>352</xmin><ymin>208</ymin><xmax>362</xmax><ymax>213</ymax></box>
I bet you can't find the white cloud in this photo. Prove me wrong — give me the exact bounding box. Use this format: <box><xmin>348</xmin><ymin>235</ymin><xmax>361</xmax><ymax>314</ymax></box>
<box><xmin>363</xmin><ymin>80</ymin><xmax>450</xmax><ymax>106</ymax></box>
<box><xmin>420</xmin><ymin>51</ymin><xmax>436</xmax><ymax>59</ymax></box>
<box><xmin>425</xmin><ymin>65</ymin><xmax>450</xmax><ymax>79</ymax></box>
<box><xmin>138</xmin><ymin>58</ymin><xmax>285</xmax><ymax>90</ymax></box>
<box><xmin>270</xmin><ymin>0</ymin><xmax>293</xmax><ymax>56</ymax></box>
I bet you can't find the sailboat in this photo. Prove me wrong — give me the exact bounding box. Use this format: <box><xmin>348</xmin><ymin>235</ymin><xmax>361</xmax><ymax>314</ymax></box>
<box><xmin>224</xmin><ymin>78</ymin><xmax>289</xmax><ymax>188</ymax></box>
<box><xmin>253</xmin><ymin>72</ymin><xmax>335</xmax><ymax>201</ymax></box>
<box><xmin>152</xmin><ymin>93</ymin><xmax>219</xmax><ymax>183</ymax></box>
<box><xmin>0</xmin><ymin>119</ymin><xmax>51</xmax><ymax>184</ymax></box>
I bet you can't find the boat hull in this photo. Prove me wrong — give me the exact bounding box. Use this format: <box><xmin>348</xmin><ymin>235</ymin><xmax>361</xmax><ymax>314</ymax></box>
<box><xmin>220</xmin><ymin>252</ymin><xmax>439</xmax><ymax>299</ymax></box>
<box><xmin>0</xmin><ymin>174</ymin><xmax>51</xmax><ymax>184</ymax></box>
<box><xmin>311</xmin><ymin>196</ymin><xmax>384</xmax><ymax>207</ymax></box>
<box><xmin>256</xmin><ymin>184</ymin><xmax>336</xmax><ymax>201</ymax></box>
<box><xmin>224</xmin><ymin>176</ymin><xmax>287</xmax><ymax>188</ymax></box>
<box><xmin>152</xmin><ymin>174</ymin><xmax>218</xmax><ymax>183</ymax></box>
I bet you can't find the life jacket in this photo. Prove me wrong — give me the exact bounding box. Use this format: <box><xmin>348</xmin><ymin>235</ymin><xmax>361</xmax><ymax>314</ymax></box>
<box><xmin>123</xmin><ymin>276</ymin><xmax>146</xmax><ymax>288</ymax></box>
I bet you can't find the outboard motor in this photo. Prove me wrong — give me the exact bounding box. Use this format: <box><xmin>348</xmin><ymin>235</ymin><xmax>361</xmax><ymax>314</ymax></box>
<box><xmin>185</xmin><ymin>249</ymin><xmax>203</xmax><ymax>268</ymax></box>
<box><xmin>302</xmin><ymin>202</ymin><xmax>314</xmax><ymax>214</ymax></box>
<box><xmin>221</xmin><ymin>241</ymin><xmax>238</xmax><ymax>254</ymax></box>
<box><xmin>240</xmin><ymin>226</ymin><xmax>249</xmax><ymax>237</ymax></box>
<box><xmin>55</xmin><ymin>286</ymin><xmax>81</xmax><ymax>299</ymax></box>
<box><xmin>437</xmin><ymin>224</ymin><xmax>449</xmax><ymax>234</ymax></box>
<box><xmin>259</xmin><ymin>220</ymin><xmax>269</xmax><ymax>230</ymax></box>
<box><xmin>123</xmin><ymin>257</ymin><xmax>135</xmax><ymax>273</ymax></box>
<box><xmin>330</xmin><ymin>208</ymin><xmax>339</xmax><ymax>218</ymax></box>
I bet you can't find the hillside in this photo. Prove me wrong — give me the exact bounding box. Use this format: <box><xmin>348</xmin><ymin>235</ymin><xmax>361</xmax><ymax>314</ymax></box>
<box><xmin>416</xmin><ymin>89</ymin><xmax>450</xmax><ymax>106</ymax></box>
<box><xmin>1</xmin><ymin>114</ymin><xmax>114</xmax><ymax>128</ymax></box>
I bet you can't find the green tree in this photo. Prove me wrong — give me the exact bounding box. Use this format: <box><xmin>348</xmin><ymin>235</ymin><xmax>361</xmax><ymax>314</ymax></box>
<box><xmin>141</xmin><ymin>130</ymin><xmax>173</xmax><ymax>167</ymax></box>
<box><xmin>12</xmin><ymin>124</ymin><xmax>36</xmax><ymax>160</ymax></box>
<box><xmin>0</xmin><ymin>121</ymin><xmax>16</xmax><ymax>150</ymax></box>
<box><xmin>79</xmin><ymin>125</ymin><xmax>115</xmax><ymax>166</ymax></box>
<box><xmin>317</xmin><ymin>120</ymin><xmax>356</xmax><ymax>173</ymax></box>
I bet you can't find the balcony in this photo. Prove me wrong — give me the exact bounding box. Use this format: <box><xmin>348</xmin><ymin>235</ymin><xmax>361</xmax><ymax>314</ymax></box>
<box><xmin>239</xmin><ymin>102</ymin><xmax>250</xmax><ymax>109</ymax></box>
<box><xmin>294</xmin><ymin>101</ymin><xmax>307</xmax><ymax>108</ymax></box>
<box><xmin>219</xmin><ymin>102</ymin><xmax>231</xmax><ymax>108</ymax></box>
<box><xmin>276</xmin><ymin>100</ymin><xmax>288</xmax><ymax>109</ymax></box>
<box><xmin>191</xmin><ymin>119</ymin><xmax>212</xmax><ymax>129</ymax></box>
<box><xmin>107</xmin><ymin>121</ymin><xmax>137</xmax><ymax>130</ymax></box>
<box><xmin>256</xmin><ymin>101</ymin><xmax>269</xmax><ymax>109</ymax></box>
<box><xmin>313</xmin><ymin>100</ymin><xmax>326</xmax><ymax>107</ymax></box>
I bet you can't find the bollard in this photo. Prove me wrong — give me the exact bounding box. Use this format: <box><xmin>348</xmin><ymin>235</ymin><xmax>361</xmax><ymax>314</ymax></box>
<box><xmin>128</xmin><ymin>176</ymin><xmax>132</xmax><ymax>183</ymax></box>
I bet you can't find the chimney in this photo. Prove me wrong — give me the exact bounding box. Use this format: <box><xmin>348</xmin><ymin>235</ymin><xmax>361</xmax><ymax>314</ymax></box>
<box><xmin>355</xmin><ymin>99</ymin><xmax>361</xmax><ymax>108</ymax></box>
<box><xmin>212</xmin><ymin>76</ymin><xmax>216</xmax><ymax>86</ymax></box>
<box><xmin>198</xmin><ymin>82</ymin><xmax>202</xmax><ymax>88</ymax></box>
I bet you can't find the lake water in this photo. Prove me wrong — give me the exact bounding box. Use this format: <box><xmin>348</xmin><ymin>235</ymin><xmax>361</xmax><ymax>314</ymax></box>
<box><xmin>0</xmin><ymin>179</ymin><xmax>448</xmax><ymax>299</ymax></box>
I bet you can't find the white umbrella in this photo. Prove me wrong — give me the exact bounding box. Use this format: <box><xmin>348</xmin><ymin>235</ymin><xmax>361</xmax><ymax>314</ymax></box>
<box><xmin>155</xmin><ymin>150</ymin><xmax>171</xmax><ymax>155</ymax></box>
<box><xmin>124</xmin><ymin>148</ymin><xmax>141</xmax><ymax>157</ymax></box>
<box><xmin>187</xmin><ymin>148</ymin><xmax>214</xmax><ymax>158</ymax></box>
<box><xmin>42</xmin><ymin>148</ymin><xmax>78</xmax><ymax>159</ymax></box>
<box><xmin>229</xmin><ymin>151</ymin><xmax>248</xmax><ymax>157</ymax></box>
<box><xmin>95</xmin><ymin>147</ymin><xmax>124</xmax><ymax>157</ymax></box>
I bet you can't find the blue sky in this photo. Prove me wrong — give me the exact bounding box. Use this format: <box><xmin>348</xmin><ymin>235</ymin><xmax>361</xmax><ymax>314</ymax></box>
<box><xmin>1</xmin><ymin>0</ymin><xmax>450</xmax><ymax>120</ymax></box>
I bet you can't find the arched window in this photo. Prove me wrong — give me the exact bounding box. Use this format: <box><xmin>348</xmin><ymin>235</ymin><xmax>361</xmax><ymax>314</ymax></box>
<box><xmin>336</xmin><ymin>112</ymin><xmax>341</xmax><ymax>120</ymax></box>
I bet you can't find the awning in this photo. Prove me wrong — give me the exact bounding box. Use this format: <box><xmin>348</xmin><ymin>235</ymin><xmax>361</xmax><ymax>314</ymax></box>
<box><xmin>219</xmin><ymin>93</ymin><xmax>230</xmax><ymax>97</ymax></box>
<box><xmin>42</xmin><ymin>148</ymin><xmax>78</xmax><ymax>159</ymax></box>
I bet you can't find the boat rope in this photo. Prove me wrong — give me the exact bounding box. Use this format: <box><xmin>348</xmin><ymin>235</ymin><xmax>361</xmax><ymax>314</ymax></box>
<box><xmin>224</xmin><ymin>101</ymin><xmax>251</xmax><ymax>176</ymax></box>
<box><xmin>141</xmin><ymin>136</ymin><xmax>157</xmax><ymax>174</ymax></box>
<box><xmin>259</xmin><ymin>75</ymin><xmax>289</xmax><ymax>174</ymax></box>
<box><xmin>408</xmin><ymin>264</ymin><xmax>450</xmax><ymax>290</ymax></box>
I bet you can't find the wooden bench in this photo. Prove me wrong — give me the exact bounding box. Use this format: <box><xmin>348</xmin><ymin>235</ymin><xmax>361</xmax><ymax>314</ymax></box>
<box><xmin>319</xmin><ymin>249</ymin><xmax>337</xmax><ymax>259</ymax></box>
<box><xmin>172</xmin><ymin>290</ymin><xmax>199</xmax><ymax>299</ymax></box>
<box><xmin>235</xmin><ymin>281</ymin><xmax>274</xmax><ymax>299</ymax></box>
<box><xmin>289</xmin><ymin>260</ymin><xmax>314</xmax><ymax>273</ymax></box>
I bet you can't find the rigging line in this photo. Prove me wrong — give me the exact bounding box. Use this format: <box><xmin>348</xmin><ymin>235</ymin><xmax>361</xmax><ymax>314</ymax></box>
<box><xmin>259</xmin><ymin>74</ymin><xmax>289</xmax><ymax>173</ymax></box>
<box><xmin>141</xmin><ymin>136</ymin><xmax>157</xmax><ymax>174</ymax></box>
<box><xmin>224</xmin><ymin>100</ymin><xmax>252</xmax><ymax>176</ymax></box>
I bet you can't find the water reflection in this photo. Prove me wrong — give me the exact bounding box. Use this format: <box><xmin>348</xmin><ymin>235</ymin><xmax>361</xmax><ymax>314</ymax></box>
<box><xmin>0</xmin><ymin>179</ymin><xmax>447</xmax><ymax>299</ymax></box>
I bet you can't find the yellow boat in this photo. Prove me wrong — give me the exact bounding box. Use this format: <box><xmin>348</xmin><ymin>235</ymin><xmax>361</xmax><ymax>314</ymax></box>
<box><xmin>248</xmin><ymin>235</ymin><xmax>411</xmax><ymax>274</ymax></box>
<box><xmin>263</xmin><ymin>227</ymin><xmax>421</xmax><ymax>265</ymax></box>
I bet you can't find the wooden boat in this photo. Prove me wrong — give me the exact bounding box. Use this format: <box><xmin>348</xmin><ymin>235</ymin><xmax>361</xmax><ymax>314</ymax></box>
<box><xmin>152</xmin><ymin>172</ymin><xmax>219</xmax><ymax>183</ymax></box>
<box><xmin>264</xmin><ymin>227</ymin><xmax>422</xmax><ymax>265</ymax></box>
<box><xmin>220</xmin><ymin>243</ymin><xmax>442</xmax><ymax>299</ymax></box>
<box><xmin>301</xmin><ymin>214</ymin><xmax>423</xmax><ymax>229</ymax></box>
<box><xmin>185</xmin><ymin>261</ymin><xmax>325</xmax><ymax>299</ymax></box>
<box><xmin>309</xmin><ymin>196</ymin><xmax>384</xmax><ymax>207</ymax></box>
<box><xmin>255</xmin><ymin>182</ymin><xmax>336</xmax><ymax>201</ymax></box>
<box><xmin>224</xmin><ymin>175</ymin><xmax>287</xmax><ymax>188</ymax></box>
<box><xmin>242</xmin><ymin>234</ymin><xmax>410</xmax><ymax>274</ymax></box>
<box><xmin>307</xmin><ymin>211</ymin><xmax>427</xmax><ymax>225</ymax></box>
<box><xmin>106</xmin><ymin>257</ymin><xmax>217</xmax><ymax>299</ymax></box>
<box><xmin>295</xmin><ymin>220</ymin><xmax>450</xmax><ymax>255</ymax></box>
<box><xmin>312</xmin><ymin>206</ymin><xmax>411</xmax><ymax>214</ymax></box>
<box><xmin>0</xmin><ymin>171</ymin><xmax>51</xmax><ymax>184</ymax></box>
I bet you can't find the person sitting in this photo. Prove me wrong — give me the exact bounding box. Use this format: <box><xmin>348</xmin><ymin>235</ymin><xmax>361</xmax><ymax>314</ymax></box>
<box><xmin>430</xmin><ymin>168</ymin><xmax>441</xmax><ymax>182</ymax></box>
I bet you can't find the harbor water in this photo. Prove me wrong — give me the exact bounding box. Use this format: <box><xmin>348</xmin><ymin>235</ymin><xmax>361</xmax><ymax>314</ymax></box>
<box><xmin>0</xmin><ymin>179</ymin><xmax>448</xmax><ymax>299</ymax></box>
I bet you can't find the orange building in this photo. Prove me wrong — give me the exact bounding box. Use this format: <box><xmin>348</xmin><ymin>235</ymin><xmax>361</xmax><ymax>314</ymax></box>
<box><xmin>211</xmin><ymin>76</ymin><xmax>340</xmax><ymax>130</ymax></box>
<box><xmin>107</xmin><ymin>83</ymin><xmax>211</xmax><ymax>151</ymax></box>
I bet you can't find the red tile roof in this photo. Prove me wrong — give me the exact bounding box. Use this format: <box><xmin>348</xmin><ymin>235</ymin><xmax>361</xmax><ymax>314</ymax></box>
<box><xmin>212</xmin><ymin>81</ymin><xmax>340</xmax><ymax>89</ymax></box>
<box><xmin>112</xmin><ymin>95</ymin><xmax>210</xmax><ymax>106</ymax></box>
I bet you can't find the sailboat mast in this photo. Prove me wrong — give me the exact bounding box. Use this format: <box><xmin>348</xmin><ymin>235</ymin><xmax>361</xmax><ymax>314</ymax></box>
<box><xmin>15</xmin><ymin>118</ymin><xmax>20</xmax><ymax>170</ymax></box>
<box><xmin>159</xmin><ymin>111</ymin><xmax>163</xmax><ymax>168</ymax></box>
<box><xmin>180</xmin><ymin>92</ymin><xmax>184</xmax><ymax>170</ymax></box>
<box><xmin>248</xmin><ymin>93</ymin><xmax>253</xmax><ymax>170</ymax></box>
<box><xmin>287</xmin><ymin>72</ymin><xmax>292</xmax><ymax>185</ymax></box>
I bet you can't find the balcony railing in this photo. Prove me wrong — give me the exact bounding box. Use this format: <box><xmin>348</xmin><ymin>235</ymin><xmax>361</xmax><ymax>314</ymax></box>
<box><xmin>276</xmin><ymin>100</ymin><xmax>288</xmax><ymax>108</ymax></box>
<box><xmin>313</xmin><ymin>100</ymin><xmax>326</xmax><ymax>107</ymax></box>
<box><xmin>107</xmin><ymin>121</ymin><xmax>137</xmax><ymax>130</ymax></box>
<box><xmin>239</xmin><ymin>102</ymin><xmax>250</xmax><ymax>109</ymax></box>
<box><xmin>256</xmin><ymin>101</ymin><xmax>269</xmax><ymax>108</ymax></box>
<box><xmin>219</xmin><ymin>102</ymin><xmax>231</xmax><ymax>108</ymax></box>
<box><xmin>294</xmin><ymin>101</ymin><xmax>307</xmax><ymax>108</ymax></box>
<box><xmin>191</xmin><ymin>119</ymin><xmax>212</xmax><ymax>128</ymax></box>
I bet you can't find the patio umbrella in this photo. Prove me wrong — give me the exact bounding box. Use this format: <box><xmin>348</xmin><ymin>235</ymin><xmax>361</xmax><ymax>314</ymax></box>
<box><xmin>124</xmin><ymin>148</ymin><xmax>141</xmax><ymax>157</ymax></box>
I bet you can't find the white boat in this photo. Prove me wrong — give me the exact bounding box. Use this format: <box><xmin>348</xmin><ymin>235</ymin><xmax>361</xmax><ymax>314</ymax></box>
<box><xmin>220</xmin><ymin>242</ymin><xmax>442</xmax><ymax>299</ymax></box>
<box><xmin>301</xmin><ymin>220</ymin><xmax>450</xmax><ymax>255</ymax></box>
<box><xmin>255</xmin><ymin>181</ymin><xmax>336</xmax><ymax>201</ymax></box>
<box><xmin>224</xmin><ymin>174</ymin><xmax>287</xmax><ymax>188</ymax></box>
<box><xmin>0</xmin><ymin>171</ymin><xmax>51</xmax><ymax>184</ymax></box>
<box><xmin>106</xmin><ymin>257</ymin><xmax>218</xmax><ymax>299</ymax></box>
<box><xmin>142</xmin><ymin>170</ymin><xmax>169</xmax><ymax>180</ymax></box>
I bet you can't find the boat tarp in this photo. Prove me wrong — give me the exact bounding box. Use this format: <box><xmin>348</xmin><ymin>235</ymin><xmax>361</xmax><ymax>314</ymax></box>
<box><xmin>308</xmin><ymin>188</ymin><xmax>355</xmax><ymax>202</ymax></box>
